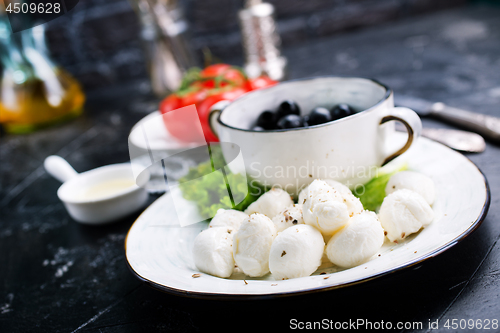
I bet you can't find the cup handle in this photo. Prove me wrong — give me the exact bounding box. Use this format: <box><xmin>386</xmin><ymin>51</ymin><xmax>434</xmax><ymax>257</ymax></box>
<box><xmin>208</xmin><ymin>100</ymin><xmax>231</xmax><ymax>139</ymax></box>
<box><xmin>380</xmin><ymin>107</ymin><xmax>422</xmax><ymax>166</ymax></box>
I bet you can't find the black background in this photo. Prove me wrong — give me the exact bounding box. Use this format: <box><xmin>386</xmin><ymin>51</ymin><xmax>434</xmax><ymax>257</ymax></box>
<box><xmin>1</xmin><ymin>5</ymin><xmax>500</xmax><ymax>332</ymax></box>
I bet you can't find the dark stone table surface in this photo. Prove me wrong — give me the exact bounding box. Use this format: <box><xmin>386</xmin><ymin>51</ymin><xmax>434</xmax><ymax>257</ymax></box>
<box><xmin>1</xmin><ymin>6</ymin><xmax>499</xmax><ymax>332</ymax></box>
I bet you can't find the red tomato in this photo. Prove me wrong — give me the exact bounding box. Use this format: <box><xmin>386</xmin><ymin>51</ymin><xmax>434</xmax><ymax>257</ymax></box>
<box><xmin>200</xmin><ymin>79</ymin><xmax>216</xmax><ymax>89</ymax></box>
<box><xmin>159</xmin><ymin>94</ymin><xmax>181</xmax><ymax>113</ymax></box>
<box><xmin>162</xmin><ymin>104</ymin><xmax>206</xmax><ymax>144</ymax></box>
<box><xmin>178</xmin><ymin>88</ymin><xmax>207</xmax><ymax>107</ymax></box>
<box><xmin>199</xmin><ymin>64</ymin><xmax>232</xmax><ymax>78</ymax></box>
<box><xmin>248</xmin><ymin>76</ymin><xmax>278</xmax><ymax>90</ymax></box>
<box><xmin>201</xmin><ymin>64</ymin><xmax>247</xmax><ymax>87</ymax></box>
<box><xmin>220</xmin><ymin>67</ymin><xmax>247</xmax><ymax>87</ymax></box>
<box><xmin>159</xmin><ymin>64</ymin><xmax>273</xmax><ymax>143</ymax></box>
<box><xmin>160</xmin><ymin>91</ymin><xmax>207</xmax><ymax>143</ymax></box>
<box><xmin>197</xmin><ymin>86</ymin><xmax>251</xmax><ymax>142</ymax></box>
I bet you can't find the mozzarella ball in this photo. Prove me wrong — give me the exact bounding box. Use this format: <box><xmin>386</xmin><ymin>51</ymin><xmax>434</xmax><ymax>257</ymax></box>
<box><xmin>385</xmin><ymin>171</ymin><xmax>436</xmax><ymax>205</ymax></box>
<box><xmin>323</xmin><ymin>179</ymin><xmax>353</xmax><ymax>196</ymax></box>
<box><xmin>303</xmin><ymin>191</ymin><xmax>350</xmax><ymax>236</ymax></box>
<box><xmin>244</xmin><ymin>187</ymin><xmax>293</xmax><ymax>218</ymax></box>
<box><xmin>192</xmin><ymin>227</ymin><xmax>235</xmax><ymax>278</ymax></box>
<box><xmin>298</xmin><ymin>179</ymin><xmax>352</xmax><ymax>204</ymax></box>
<box><xmin>302</xmin><ymin>179</ymin><xmax>332</xmax><ymax>202</ymax></box>
<box><xmin>378</xmin><ymin>189</ymin><xmax>435</xmax><ymax>242</ymax></box>
<box><xmin>342</xmin><ymin>192</ymin><xmax>364</xmax><ymax>217</ymax></box>
<box><xmin>272</xmin><ymin>204</ymin><xmax>305</xmax><ymax>233</ymax></box>
<box><xmin>299</xmin><ymin>180</ymin><xmax>362</xmax><ymax>217</ymax></box>
<box><xmin>298</xmin><ymin>187</ymin><xmax>308</xmax><ymax>205</ymax></box>
<box><xmin>209</xmin><ymin>209</ymin><xmax>249</xmax><ymax>232</ymax></box>
<box><xmin>324</xmin><ymin>180</ymin><xmax>363</xmax><ymax>216</ymax></box>
<box><xmin>298</xmin><ymin>181</ymin><xmax>333</xmax><ymax>205</ymax></box>
<box><xmin>297</xmin><ymin>180</ymin><xmax>327</xmax><ymax>208</ymax></box>
<box><xmin>326</xmin><ymin>211</ymin><xmax>384</xmax><ymax>268</ymax></box>
<box><xmin>269</xmin><ymin>225</ymin><xmax>325</xmax><ymax>280</ymax></box>
<box><xmin>233</xmin><ymin>213</ymin><xmax>277</xmax><ymax>277</ymax></box>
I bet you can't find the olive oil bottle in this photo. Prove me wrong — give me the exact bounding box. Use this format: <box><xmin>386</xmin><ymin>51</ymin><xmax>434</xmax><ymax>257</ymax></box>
<box><xmin>0</xmin><ymin>15</ymin><xmax>85</xmax><ymax>134</ymax></box>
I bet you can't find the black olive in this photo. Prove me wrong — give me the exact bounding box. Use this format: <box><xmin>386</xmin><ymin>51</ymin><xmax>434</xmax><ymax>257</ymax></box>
<box><xmin>256</xmin><ymin>110</ymin><xmax>276</xmax><ymax>130</ymax></box>
<box><xmin>277</xmin><ymin>114</ymin><xmax>303</xmax><ymax>129</ymax></box>
<box><xmin>302</xmin><ymin>115</ymin><xmax>310</xmax><ymax>127</ymax></box>
<box><xmin>330</xmin><ymin>103</ymin><xmax>355</xmax><ymax>120</ymax></box>
<box><xmin>307</xmin><ymin>107</ymin><xmax>332</xmax><ymax>126</ymax></box>
<box><xmin>277</xmin><ymin>100</ymin><xmax>300</xmax><ymax>119</ymax></box>
<box><xmin>252</xmin><ymin>126</ymin><xmax>265</xmax><ymax>131</ymax></box>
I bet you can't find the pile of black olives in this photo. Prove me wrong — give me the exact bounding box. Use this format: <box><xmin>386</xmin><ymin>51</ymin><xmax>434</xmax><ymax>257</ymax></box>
<box><xmin>252</xmin><ymin>100</ymin><xmax>357</xmax><ymax>131</ymax></box>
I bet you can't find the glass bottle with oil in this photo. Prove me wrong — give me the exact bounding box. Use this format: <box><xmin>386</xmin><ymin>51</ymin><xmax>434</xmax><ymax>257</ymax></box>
<box><xmin>0</xmin><ymin>15</ymin><xmax>85</xmax><ymax>134</ymax></box>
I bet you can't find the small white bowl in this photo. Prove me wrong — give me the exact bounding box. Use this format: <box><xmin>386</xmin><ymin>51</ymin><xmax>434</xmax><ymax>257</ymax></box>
<box><xmin>44</xmin><ymin>155</ymin><xmax>150</xmax><ymax>225</ymax></box>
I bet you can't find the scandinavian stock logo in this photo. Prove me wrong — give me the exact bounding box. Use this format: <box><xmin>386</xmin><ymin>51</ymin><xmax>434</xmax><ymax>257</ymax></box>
<box><xmin>128</xmin><ymin>105</ymin><xmax>249</xmax><ymax>227</ymax></box>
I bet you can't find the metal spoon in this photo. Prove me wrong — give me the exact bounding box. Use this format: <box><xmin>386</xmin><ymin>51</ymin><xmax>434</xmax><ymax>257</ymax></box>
<box><xmin>396</xmin><ymin>124</ymin><xmax>486</xmax><ymax>153</ymax></box>
<box><xmin>394</xmin><ymin>95</ymin><xmax>500</xmax><ymax>144</ymax></box>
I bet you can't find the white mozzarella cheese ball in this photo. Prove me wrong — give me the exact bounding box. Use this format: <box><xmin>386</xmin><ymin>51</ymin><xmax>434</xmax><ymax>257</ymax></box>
<box><xmin>209</xmin><ymin>209</ymin><xmax>249</xmax><ymax>232</ymax></box>
<box><xmin>233</xmin><ymin>213</ymin><xmax>277</xmax><ymax>277</ymax></box>
<box><xmin>308</xmin><ymin>194</ymin><xmax>350</xmax><ymax>235</ymax></box>
<box><xmin>302</xmin><ymin>181</ymin><xmax>350</xmax><ymax>236</ymax></box>
<box><xmin>323</xmin><ymin>179</ymin><xmax>353</xmax><ymax>196</ymax></box>
<box><xmin>324</xmin><ymin>180</ymin><xmax>363</xmax><ymax>216</ymax></box>
<box><xmin>269</xmin><ymin>224</ymin><xmax>325</xmax><ymax>280</ymax></box>
<box><xmin>301</xmin><ymin>179</ymin><xmax>332</xmax><ymax>203</ymax></box>
<box><xmin>326</xmin><ymin>211</ymin><xmax>384</xmax><ymax>268</ymax></box>
<box><xmin>297</xmin><ymin>183</ymin><xmax>324</xmax><ymax>205</ymax></box>
<box><xmin>341</xmin><ymin>192</ymin><xmax>364</xmax><ymax>217</ymax></box>
<box><xmin>192</xmin><ymin>227</ymin><xmax>235</xmax><ymax>278</ymax></box>
<box><xmin>244</xmin><ymin>187</ymin><xmax>293</xmax><ymax>218</ymax></box>
<box><xmin>272</xmin><ymin>204</ymin><xmax>305</xmax><ymax>233</ymax></box>
<box><xmin>385</xmin><ymin>171</ymin><xmax>436</xmax><ymax>205</ymax></box>
<box><xmin>298</xmin><ymin>187</ymin><xmax>308</xmax><ymax>205</ymax></box>
<box><xmin>299</xmin><ymin>180</ymin><xmax>363</xmax><ymax>217</ymax></box>
<box><xmin>298</xmin><ymin>179</ymin><xmax>351</xmax><ymax>205</ymax></box>
<box><xmin>378</xmin><ymin>189</ymin><xmax>435</xmax><ymax>243</ymax></box>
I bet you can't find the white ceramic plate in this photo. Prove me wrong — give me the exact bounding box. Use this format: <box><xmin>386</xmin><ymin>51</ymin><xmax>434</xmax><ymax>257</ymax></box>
<box><xmin>129</xmin><ymin>110</ymin><xmax>200</xmax><ymax>151</ymax></box>
<box><xmin>125</xmin><ymin>136</ymin><xmax>490</xmax><ymax>299</ymax></box>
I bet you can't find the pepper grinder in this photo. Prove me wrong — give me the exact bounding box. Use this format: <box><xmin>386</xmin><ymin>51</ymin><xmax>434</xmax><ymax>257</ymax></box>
<box><xmin>238</xmin><ymin>0</ymin><xmax>287</xmax><ymax>81</ymax></box>
<box><xmin>130</xmin><ymin>0</ymin><xmax>197</xmax><ymax>97</ymax></box>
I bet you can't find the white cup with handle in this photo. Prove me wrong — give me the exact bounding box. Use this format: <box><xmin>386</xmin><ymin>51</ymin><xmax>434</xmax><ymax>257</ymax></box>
<box><xmin>209</xmin><ymin>76</ymin><xmax>422</xmax><ymax>196</ymax></box>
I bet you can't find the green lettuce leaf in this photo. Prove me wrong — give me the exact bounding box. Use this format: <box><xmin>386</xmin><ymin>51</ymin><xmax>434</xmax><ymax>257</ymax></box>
<box><xmin>353</xmin><ymin>163</ymin><xmax>408</xmax><ymax>212</ymax></box>
<box><xmin>178</xmin><ymin>145</ymin><xmax>262</xmax><ymax>219</ymax></box>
